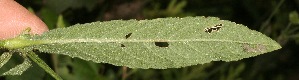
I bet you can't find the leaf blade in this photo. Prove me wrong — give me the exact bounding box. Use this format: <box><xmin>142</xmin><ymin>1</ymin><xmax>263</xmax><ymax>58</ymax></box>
<box><xmin>29</xmin><ymin>16</ymin><xmax>281</xmax><ymax>69</ymax></box>
<box><xmin>2</xmin><ymin>57</ymin><xmax>31</xmax><ymax>75</ymax></box>
<box><xmin>0</xmin><ymin>52</ymin><xmax>12</xmax><ymax>68</ymax></box>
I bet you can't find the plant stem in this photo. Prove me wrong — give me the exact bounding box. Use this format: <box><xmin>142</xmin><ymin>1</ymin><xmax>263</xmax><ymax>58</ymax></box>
<box><xmin>122</xmin><ymin>66</ymin><xmax>128</xmax><ymax>80</ymax></box>
<box><xmin>27</xmin><ymin>51</ymin><xmax>63</xmax><ymax>80</ymax></box>
<box><xmin>0</xmin><ymin>40</ymin><xmax>5</xmax><ymax>49</ymax></box>
<box><xmin>260</xmin><ymin>0</ymin><xmax>285</xmax><ymax>32</ymax></box>
<box><xmin>51</xmin><ymin>54</ymin><xmax>59</xmax><ymax>72</ymax></box>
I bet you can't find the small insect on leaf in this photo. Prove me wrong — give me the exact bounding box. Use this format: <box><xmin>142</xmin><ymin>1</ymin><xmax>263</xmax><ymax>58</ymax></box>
<box><xmin>204</xmin><ymin>24</ymin><xmax>223</xmax><ymax>33</ymax></box>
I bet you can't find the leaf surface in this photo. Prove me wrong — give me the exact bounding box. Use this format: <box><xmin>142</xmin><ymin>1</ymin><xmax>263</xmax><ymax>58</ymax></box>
<box><xmin>28</xmin><ymin>17</ymin><xmax>281</xmax><ymax>69</ymax></box>
<box><xmin>2</xmin><ymin>57</ymin><xmax>31</xmax><ymax>75</ymax></box>
<box><xmin>0</xmin><ymin>52</ymin><xmax>12</xmax><ymax>68</ymax></box>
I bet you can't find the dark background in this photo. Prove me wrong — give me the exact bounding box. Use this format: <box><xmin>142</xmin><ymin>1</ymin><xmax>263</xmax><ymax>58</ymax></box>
<box><xmin>1</xmin><ymin>0</ymin><xmax>299</xmax><ymax>80</ymax></box>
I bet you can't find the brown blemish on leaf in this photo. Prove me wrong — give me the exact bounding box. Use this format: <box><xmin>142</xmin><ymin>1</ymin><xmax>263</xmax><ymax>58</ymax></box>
<box><xmin>242</xmin><ymin>44</ymin><xmax>266</xmax><ymax>53</ymax></box>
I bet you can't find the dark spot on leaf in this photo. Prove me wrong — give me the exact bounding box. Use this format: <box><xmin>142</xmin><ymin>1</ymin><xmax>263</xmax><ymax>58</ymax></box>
<box><xmin>204</xmin><ymin>24</ymin><xmax>223</xmax><ymax>33</ymax></box>
<box><xmin>121</xmin><ymin>44</ymin><xmax>125</xmax><ymax>47</ymax></box>
<box><xmin>155</xmin><ymin>42</ymin><xmax>169</xmax><ymax>47</ymax></box>
<box><xmin>122</xmin><ymin>33</ymin><xmax>132</xmax><ymax>47</ymax></box>
<box><xmin>125</xmin><ymin>33</ymin><xmax>132</xmax><ymax>39</ymax></box>
<box><xmin>204</xmin><ymin>28</ymin><xmax>213</xmax><ymax>33</ymax></box>
<box><xmin>67</xmin><ymin>65</ymin><xmax>73</xmax><ymax>74</ymax></box>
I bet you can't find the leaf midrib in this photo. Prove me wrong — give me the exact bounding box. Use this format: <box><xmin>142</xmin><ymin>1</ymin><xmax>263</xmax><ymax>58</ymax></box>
<box><xmin>44</xmin><ymin>38</ymin><xmax>272</xmax><ymax>45</ymax></box>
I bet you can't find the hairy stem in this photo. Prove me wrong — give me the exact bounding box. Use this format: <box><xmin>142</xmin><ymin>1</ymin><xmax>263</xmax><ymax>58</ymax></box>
<box><xmin>27</xmin><ymin>51</ymin><xmax>63</xmax><ymax>80</ymax></box>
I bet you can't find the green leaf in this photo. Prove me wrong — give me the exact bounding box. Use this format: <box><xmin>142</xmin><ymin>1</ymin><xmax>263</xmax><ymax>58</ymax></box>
<box><xmin>289</xmin><ymin>11</ymin><xmax>299</xmax><ymax>24</ymax></box>
<box><xmin>2</xmin><ymin>57</ymin><xmax>31</xmax><ymax>75</ymax></box>
<box><xmin>56</xmin><ymin>14</ymin><xmax>66</xmax><ymax>28</ymax></box>
<box><xmin>4</xmin><ymin>60</ymin><xmax>48</xmax><ymax>80</ymax></box>
<box><xmin>0</xmin><ymin>52</ymin><xmax>12</xmax><ymax>68</ymax></box>
<box><xmin>26</xmin><ymin>16</ymin><xmax>280</xmax><ymax>69</ymax></box>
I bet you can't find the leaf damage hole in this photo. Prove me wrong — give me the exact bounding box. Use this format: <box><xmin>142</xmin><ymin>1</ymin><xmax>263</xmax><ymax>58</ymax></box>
<box><xmin>121</xmin><ymin>33</ymin><xmax>133</xmax><ymax>47</ymax></box>
<box><xmin>155</xmin><ymin>42</ymin><xmax>169</xmax><ymax>47</ymax></box>
<box><xmin>125</xmin><ymin>33</ymin><xmax>132</xmax><ymax>39</ymax></box>
<box><xmin>121</xmin><ymin>44</ymin><xmax>125</xmax><ymax>47</ymax></box>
